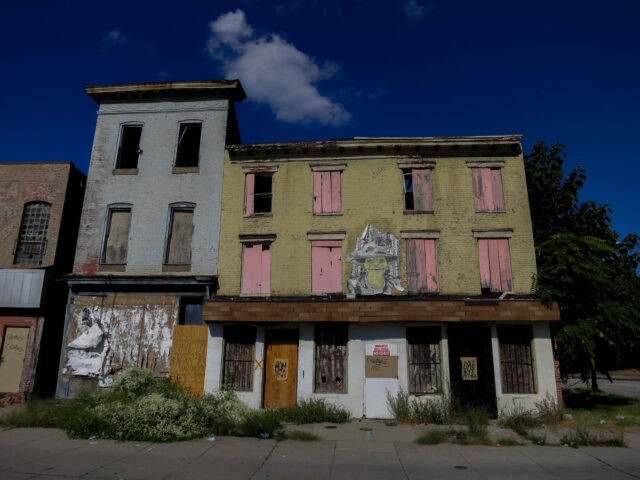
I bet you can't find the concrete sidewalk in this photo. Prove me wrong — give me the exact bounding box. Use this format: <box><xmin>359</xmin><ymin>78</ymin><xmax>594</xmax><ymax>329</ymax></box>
<box><xmin>0</xmin><ymin>425</ymin><xmax>639</xmax><ymax>480</ymax></box>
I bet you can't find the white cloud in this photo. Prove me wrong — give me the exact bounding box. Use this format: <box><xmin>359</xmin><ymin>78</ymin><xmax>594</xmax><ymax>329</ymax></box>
<box><xmin>104</xmin><ymin>29</ymin><xmax>126</xmax><ymax>46</ymax></box>
<box><xmin>207</xmin><ymin>9</ymin><xmax>351</xmax><ymax>126</ymax></box>
<box><xmin>402</xmin><ymin>1</ymin><xmax>435</xmax><ymax>23</ymax></box>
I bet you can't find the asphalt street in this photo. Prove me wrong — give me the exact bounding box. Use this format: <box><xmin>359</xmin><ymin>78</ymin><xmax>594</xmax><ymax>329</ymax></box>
<box><xmin>563</xmin><ymin>377</ymin><xmax>640</xmax><ymax>398</ymax></box>
<box><xmin>0</xmin><ymin>426</ymin><xmax>639</xmax><ymax>480</ymax></box>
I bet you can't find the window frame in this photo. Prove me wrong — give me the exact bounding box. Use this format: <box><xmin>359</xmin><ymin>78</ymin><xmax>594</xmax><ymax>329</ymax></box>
<box><xmin>114</xmin><ymin>123</ymin><xmax>143</xmax><ymax>171</ymax></box>
<box><xmin>243</xmin><ymin>167</ymin><xmax>278</xmax><ymax>217</ymax></box>
<box><xmin>174</xmin><ymin>120</ymin><xmax>203</xmax><ymax>170</ymax></box>
<box><xmin>466</xmin><ymin>160</ymin><xmax>506</xmax><ymax>213</ymax></box>
<box><xmin>100</xmin><ymin>204</ymin><xmax>133</xmax><ymax>265</ymax></box>
<box><xmin>13</xmin><ymin>201</ymin><xmax>51</xmax><ymax>266</ymax></box>
<box><xmin>398</xmin><ymin>161</ymin><xmax>435</xmax><ymax>214</ymax></box>
<box><xmin>311</xmin><ymin>164</ymin><xmax>345</xmax><ymax>215</ymax></box>
<box><xmin>473</xmin><ymin>230</ymin><xmax>513</xmax><ymax>293</ymax></box>
<box><xmin>314</xmin><ymin>324</ymin><xmax>348</xmax><ymax>394</ymax></box>
<box><xmin>239</xmin><ymin>235</ymin><xmax>276</xmax><ymax>296</ymax></box>
<box><xmin>402</xmin><ymin>232</ymin><xmax>440</xmax><ymax>294</ymax></box>
<box><xmin>498</xmin><ymin>325</ymin><xmax>536</xmax><ymax>394</ymax></box>
<box><xmin>311</xmin><ymin>240</ymin><xmax>343</xmax><ymax>295</ymax></box>
<box><xmin>406</xmin><ymin>326</ymin><xmax>442</xmax><ymax>395</ymax></box>
<box><xmin>163</xmin><ymin>202</ymin><xmax>195</xmax><ymax>266</ymax></box>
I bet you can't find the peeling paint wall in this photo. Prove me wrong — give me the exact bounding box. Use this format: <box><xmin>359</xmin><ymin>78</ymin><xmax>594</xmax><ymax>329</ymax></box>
<box><xmin>61</xmin><ymin>294</ymin><xmax>179</xmax><ymax>386</ymax></box>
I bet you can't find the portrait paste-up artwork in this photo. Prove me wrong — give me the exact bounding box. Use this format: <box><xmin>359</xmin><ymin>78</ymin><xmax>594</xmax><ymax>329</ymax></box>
<box><xmin>346</xmin><ymin>224</ymin><xmax>404</xmax><ymax>295</ymax></box>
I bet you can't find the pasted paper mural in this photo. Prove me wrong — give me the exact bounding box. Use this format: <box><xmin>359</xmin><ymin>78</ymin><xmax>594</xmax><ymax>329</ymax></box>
<box><xmin>346</xmin><ymin>224</ymin><xmax>404</xmax><ymax>295</ymax></box>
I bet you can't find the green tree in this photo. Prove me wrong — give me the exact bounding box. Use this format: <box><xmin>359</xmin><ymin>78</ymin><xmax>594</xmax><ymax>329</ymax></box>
<box><xmin>525</xmin><ymin>142</ymin><xmax>640</xmax><ymax>389</ymax></box>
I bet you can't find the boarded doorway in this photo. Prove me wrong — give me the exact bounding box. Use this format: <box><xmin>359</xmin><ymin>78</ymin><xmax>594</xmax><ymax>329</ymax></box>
<box><xmin>0</xmin><ymin>327</ymin><xmax>29</xmax><ymax>393</ymax></box>
<box><xmin>264</xmin><ymin>329</ymin><xmax>298</xmax><ymax>408</ymax></box>
<box><xmin>447</xmin><ymin>325</ymin><xmax>497</xmax><ymax>416</ymax></box>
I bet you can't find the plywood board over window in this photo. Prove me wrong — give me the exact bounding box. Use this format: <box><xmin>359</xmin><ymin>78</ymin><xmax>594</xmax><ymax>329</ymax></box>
<box><xmin>498</xmin><ymin>325</ymin><xmax>536</xmax><ymax>394</ymax></box>
<box><xmin>315</xmin><ymin>324</ymin><xmax>347</xmax><ymax>393</ymax></box>
<box><xmin>103</xmin><ymin>209</ymin><xmax>130</xmax><ymax>264</ymax></box>
<box><xmin>166</xmin><ymin>209</ymin><xmax>193</xmax><ymax>264</ymax></box>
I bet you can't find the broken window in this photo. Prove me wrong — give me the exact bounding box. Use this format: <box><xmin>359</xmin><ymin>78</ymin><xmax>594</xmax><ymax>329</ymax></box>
<box><xmin>101</xmin><ymin>207</ymin><xmax>131</xmax><ymax>264</ymax></box>
<box><xmin>407</xmin><ymin>327</ymin><xmax>442</xmax><ymax>394</ymax></box>
<box><xmin>115</xmin><ymin>125</ymin><xmax>142</xmax><ymax>169</ymax></box>
<box><xmin>175</xmin><ymin>123</ymin><xmax>202</xmax><ymax>168</ymax></box>
<box><xmin>223</xmin><ymin>325</ymin><xmax>256</xmax><ymax>391</ymax></box>
<box><xmin>312</xmin><ymin>241</ymin><xmax>342</xmax><ymax>294</ymax></box>
<box><xmin>477</xmin><ymin>238</ymin><xmax>512</xmax><ymax>293</ymax></box>
<box><xmin>245</xmin><ymin>173</ymin><xmax>272</xmax><ymax>215</ymax></box>
<box><xmin>315</xmin><ymin>324</ymin><xmax>347</xmax><ymax>393</ymax></box>
<box><xmin>179</xmin><ymin>297</ymin><xmax>203</xmax><ymax>325</ymax></box>
<box><xmin>471</xmin><ymin>167</ymin><xmax>504</xmax><ymax>212</ymax></box>
<box><xmin>241</xmin><ymin>243</ymin><xmax>271</xmax><ymax>295</ymax></box>
<box><xmin>313</xmin><ymin>171</ymin><xmax>341</xmax><ymax>214</ymax></box>
<box><xmin>165</xmin><ymin>205</ymin><xmax>194</xmax><ymax>265</ymax></box>
<box><xmin>498</xmin><ymin>325</ymin><xmax>535</xmax><ymax>394</ymax></box>
<box><xmin>14</xmin><ymin>202</ymin><xmax>51</xmax><ymax>265</ymax></box>
<box><xmin>405</xmin><ymin>238</ymin><xmax>438</xmax><ymax>293</ymax></box>
<box><xmin>403</xmin><ymin>169</ymin><xmax>433</xmax><ymax>212</ymax></box>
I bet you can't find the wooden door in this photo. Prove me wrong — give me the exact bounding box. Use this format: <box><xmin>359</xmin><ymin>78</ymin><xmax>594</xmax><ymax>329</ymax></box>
<box><xmin>264</xmin><ymin>329</ymin><xmax>298</xmax><ymax>408</ymax></box>
<box><xmin>0</xmin><ymin>327</ymin><xmax>29</xmax><ymax>393</ymax></box>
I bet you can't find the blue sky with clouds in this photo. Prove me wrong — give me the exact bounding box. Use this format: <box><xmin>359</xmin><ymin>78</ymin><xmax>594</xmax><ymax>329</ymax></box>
<box><xmin>1</xmin><ymin>0</ymin><xmax>638</xmax><ymax>239</ymax></box>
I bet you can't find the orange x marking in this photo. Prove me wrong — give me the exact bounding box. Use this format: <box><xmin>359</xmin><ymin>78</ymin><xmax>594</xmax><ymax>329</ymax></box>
<box><xmin>254</xmin><ymin>359</ymin><xmax>263</xmax><ymax>371</ymax></box>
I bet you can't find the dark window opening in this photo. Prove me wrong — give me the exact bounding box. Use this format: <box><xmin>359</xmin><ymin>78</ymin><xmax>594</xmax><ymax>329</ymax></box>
<box><xmin>254</xmin><ymin>174</ymin><xmax>272</xmax><ymax>214</ymax></box>
<box><xmin>315</xmin><ymin>324</ymin><xmax>347</xmax><ymax>393</ymax></box>
<box><xmin>116</xmin><ymin>125</ymin><xmax>142</xmax><ymax>169</ymax></box>
<box><xmin>403</xmin><ymin>171</ymin><xmax>414</xmax><ymax>210</ymax></box>
<box><xmin>179</xmin><ymin>297</ymin><xmax>203</xmax><ymax>325</ymax></box>
<box><xmin>175</xmin><ymin>123</ymin><xmax>202</xmax><ymax>168</ymax></box>
<box><xmin>498</xmin><ymin>325</ymin><xmax>536</xmax><ymax>394</ymax></box>
<box><xmin>14</xmin><ymin>202</ymin><xmax>51</xmax><ymax>265</ymax></box>
<box><xmin>223</xmin><ymin>325</ymin><xmax>256</xmax><ymax>391</ymax></box>
<box><xmin>407</xmin><ymin>327</ymin><xmax>442</xmax><ymax>394</ymax></box>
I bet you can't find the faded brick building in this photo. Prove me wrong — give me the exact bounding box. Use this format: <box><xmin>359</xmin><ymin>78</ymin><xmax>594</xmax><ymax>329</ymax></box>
<box><xmin>0</xmin><ymin>162</ymin><xmax>85</xmax><ymax>400</ymax></box>
<box><xmin>203</xmin><ymin>136</ymin><xmax>561</xmax><ymax>418</ymax></box>
<box><xmin>56</xmin><ymin>80</ymin><xmax>245</xmax><ymax>396</ymax></box>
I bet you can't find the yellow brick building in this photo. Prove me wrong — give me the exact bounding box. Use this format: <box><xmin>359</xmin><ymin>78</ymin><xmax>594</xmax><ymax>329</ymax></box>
<box><xmin>204</xmin><ymin>136</ymin><xmax>560</xmax><ymax>418</ymax></box>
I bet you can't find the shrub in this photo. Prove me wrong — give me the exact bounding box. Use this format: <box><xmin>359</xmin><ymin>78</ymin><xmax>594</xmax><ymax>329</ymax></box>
<box><xmin>416</xmin><ymin>429</ymin><xmax>450</xmax><ymax>445</ymax></box>
<box><xmin>281</xmin><ymin>399</ymin><xmax>350</xmax><ymax>424</ymax></box>
<box><xmin>560</xmin><ymin>428</ymin><xmax>625</xmax><ymax>448</ymax></box>
<box><xmin>239</xmin><ymin>409</ymin><xmax>283</xmax><ymax>438</ymax></box>
<box><xmin>387</xmin><ymin>389</ymin><xmax>453</xmax><ymax>424</ymax></box>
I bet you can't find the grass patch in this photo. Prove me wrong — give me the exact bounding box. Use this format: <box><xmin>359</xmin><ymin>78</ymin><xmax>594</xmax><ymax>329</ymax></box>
<box><xmin>496</xmin><ymin>437</ymin><xmax>523</xmax><ymax>446</ymax></box>
<box><xmin>278</xmin><ymin>430</ymin><xmax>321</xmax><ymax>442</ymax></box>
<box><xmin>0</xmin><ymin>369</ymin><xmax>352</xmax><ymax>442</ymax></box>
<box><xmin>387</xmin><ymin>390</ymin><xmax>453</xmax><ymax>424</ymax></box>
<box><xmin>561</xmin><ymin>389</ymin><xmax>640</xmax><ymax>431</ymax></box>
<box><xmin>416</xmin><ymin>429</ymin><xmax>451</xmax><ymax>445</ymax></box>
<box><xmin>280</xmin><ymin>399</ymin><xmax>350</xmax><ymax>424</ymax></box>
<box><xmin>560</xmin><ymin>428</ymin><xmax>626</xmax><ymax>448</ymax></box>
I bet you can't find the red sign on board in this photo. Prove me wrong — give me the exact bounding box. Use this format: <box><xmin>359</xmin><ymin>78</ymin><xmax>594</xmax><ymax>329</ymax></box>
<box><xmin>372</xmin><ymin>344</ymin><xmax>391</xmax><ymax>356</ymax></box>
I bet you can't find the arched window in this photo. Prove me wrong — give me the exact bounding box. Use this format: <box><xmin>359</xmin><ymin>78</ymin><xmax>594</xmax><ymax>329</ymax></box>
<box><xmin>14</xmin><ymin>202</ymin><xmax>51</xmax><ymax>265</ymax></box>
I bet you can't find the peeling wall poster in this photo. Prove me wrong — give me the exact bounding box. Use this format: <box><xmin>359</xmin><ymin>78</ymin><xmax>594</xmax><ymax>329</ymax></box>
<box><xmin>274</xmin><ymin>358</ymin><xmax>288</xmax><ymax>381</ymax></box>
<box><xmin>346</xmin><ymin>224</ymin><xmax>404</xmax><ymax>295</ymax></box>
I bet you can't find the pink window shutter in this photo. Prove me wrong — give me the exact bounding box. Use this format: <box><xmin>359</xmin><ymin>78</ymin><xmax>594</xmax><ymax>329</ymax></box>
<box><xmin>496</xmin><ymin>239</ymin><xmax>512</xmax><ymax>291</ymax></box>
<box><xmin>406</xmin><ymin>239</ymin><xmax>418</xmax><ymax>293</ymax></box>
<box><xmin>241</xmin><ymin>244</ymin><xmax>260</xmax><ymax>294</ymax></box>
<box><xmin>329</xmin><ymin>245</ymin><xmax>342</xmax><ymax>292</ymax></box>
<box><xmin>471</xmin><ymin>168</ymin><xmax>485</xmax><ymax>211</ymax></box>
<box><xmin>312</xmin><ymin>241</ymin><xmax>342</xmax><ymax>294</ymax></box>
<box><xmin>245</xmin><ymin>173</ymin><xmax>255</xmax><ymax>216</ymax></box>
<box><xmin>481</xmin><ymin>168</ymin><xmax>494</xmax><ymax>211</ymax></box>
<box><xmin>412</xmin><ymin>169</ymin><xmax>433</xmax><ymax>211</ymax></box>
<box><xmin>490</xmin><ymin>169</ymin><xmax>504</xmax><ymax>211</ymax></box>
<box><xmin>313</xmin><ymin>172</ymin><xmax>322</xmax><ymax>214</ymax></box>
<box><xmin>320</xmin><ymin>171</ymin><xmax>332</xmax><ymax>213</ymax></box>
<box><xmin>414</xmin><ymin>238</ymin><xmax>427</xmax><ymax>292</ymax></box>
<box><xmin>424</xmin><ymin>239</ymin><xmax>438</xmax><ymax>292</ymax></box>
<box><xmin>488</xmin><ymin>238</ymin><xmax>502</xmax><ymax>291</ymax></box>
<box><xmin>330</xmin><ymin>171</ymin><xmax>341</xmax><ymax>212</ymax></box>
<box><xmin>478</xmin><ymin>239</ymin><xmax>491</xmax><ymax>289</ymax></box>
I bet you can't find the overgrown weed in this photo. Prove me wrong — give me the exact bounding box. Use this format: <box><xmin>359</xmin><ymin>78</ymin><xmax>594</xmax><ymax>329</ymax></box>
<box><xmin>387</xmin><ymin>389</ymin><xmax>453</xmax><ymax>424</ymax></box>
<box><xmin>560</xmin><ymin>428</ymin><xmax>625</xmax><ymax>448</ymax></box>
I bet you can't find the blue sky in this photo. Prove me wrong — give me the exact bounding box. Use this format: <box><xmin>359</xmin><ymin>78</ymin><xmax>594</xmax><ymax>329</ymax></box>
<box><xmin>1</xmin><ymin>0</ymin><xmax>638</xmax><ymax>239</ymax></box>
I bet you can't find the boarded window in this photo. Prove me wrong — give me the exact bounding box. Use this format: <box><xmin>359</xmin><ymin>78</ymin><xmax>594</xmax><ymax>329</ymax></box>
<box><xmin>313</xmin><ymin>171</ymin><xmax>341</xmax><ymax>214</ymax></box>
<box><xmin>406</xmin><ymin>238</ymin><xmax>438</xmax><ymax>293</ymax></box>
<box><xmin>403</xmin><ymin>169</ymin><xmax>433</xmax><ymax>212</ymax></box>
<box><xmin>223</xmin><ymin>325</ymin><xmax>256</xmax><ymax>391</ymax></box>
<box><xmin>102</xmin><ymin>209</ymin><xmax>131</xmax><ymax>264</ymax></box>
<box><xmin>116</xmin><ymin>125</ymin><xmax>142</xmax><ymax>169</ymax></box>
<box><xmin>245</xmin><ymin>173</ymin><xmax>272</xmax><ymax>215</ymax></box>
<box><xmin>312</xmin><ymin>241</ymin><xmax>342</xmax><ymax>294</ymax></box>
<box><xmin>165</xmin><ymin>208</ymin><xmax>193</xmax><ymax>264</ymax></box>
<box><xmin>241</xmin><ymin>243</ymin><xmax>271</xmax><ymax>295</ymax></box>
<box><xmin>499</xmin><ymin>325</ymin><xmax>535</xmax><ymax>394</ymax></box>
<box><xmin>315</xmin><ymin>324</ymin><xmax>347</xmax><ymax>393</ymax></box>
<box><xmin>407</xmin><ymin>327</ymin><xmax>441</xmax><ymax>394</ymax></box>
<box><xmin>478</xmin><ymin>238</ymin><xmax>512</xmax><ymax>292</ymax></box>
<box><xmin>175</xmin><ymin>123</ymin><xmax>202</xmax><ymax>168</ymax></box>
<box><xmin>471</xmin><ymin>167</ymin><xmax>504</xmax><ymax>211</ymax></box>
<box><xmin>14</xmin><ymin>202</ymin><xmax>50</xmax><ymax>265</ymax></box>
